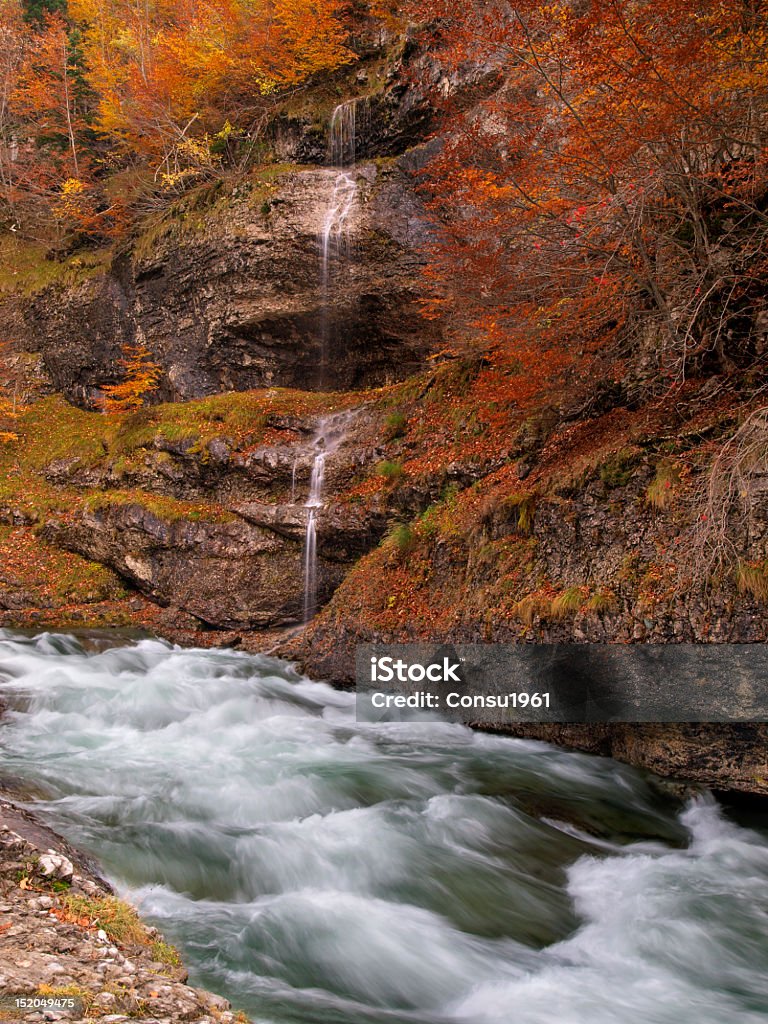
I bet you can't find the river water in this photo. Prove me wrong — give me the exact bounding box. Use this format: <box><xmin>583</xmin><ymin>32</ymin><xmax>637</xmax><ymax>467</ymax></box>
<box><xmin>1</xmin><ymin>632</ymin><xmax>768</xmax><ymax>1023</ymax></box>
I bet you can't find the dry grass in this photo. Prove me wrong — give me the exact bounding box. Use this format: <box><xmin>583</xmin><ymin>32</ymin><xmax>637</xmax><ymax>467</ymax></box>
<box><xmin>59</xmin><ymin>894</ymin><xmax>149</xmax><ymax>947</ymax></box>
<box><xmin>585</xmin><ymin>588</ymin><xmax>618</xmax><ymax>615</ymax></box>
<box><xmin>646</xmin><ymin>461</ymin><xmax>682</xmax><ymax>509</ymax></box>
<box><xmin>511</xmin><ymin>592</ymin><xmax>550</xmax><ymax>626</ymax></box>
<box><xmin>502</xmin><ymin>492</ymin><xmax>536</xmax><ymax>535</ymax></box>
<box><xmin>693</xmin><ymin>407</ymin><xmax>768</xmax><ymax>574</ymax></box>
<box><xmin>736</xmin><ymin>562</ymin><xmax>768</xmax><ymax>601</ymax></box>
<box><xmin>549</xmin><ymin>586</ymin><xmax>584</xmax><ymax>619</ymax></box>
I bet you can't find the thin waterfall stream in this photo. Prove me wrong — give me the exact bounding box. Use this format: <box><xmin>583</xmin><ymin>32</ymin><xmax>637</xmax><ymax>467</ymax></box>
<box><xmin>302</xmin><ymin>103</ymin><xmax>362</xmax><ymax>623</ymax></box>
<box><xmin>318</xmin><ymin>102</ymin><xmax>359</xmax><ymax>379</ymax></box>
<box><xmin>302</xmin><ymin>411</ymin><xmax>353</xmax><ymax>622</ymax></box>
<box><xmin>302</xmin><ymin>435</ymin><xmax>325</xmax><ymax>623</ymax></box>
<box><xmin>2</xmin><ymin>633</ymin><xmax>768</xmax><ymax>1024</ymax></box>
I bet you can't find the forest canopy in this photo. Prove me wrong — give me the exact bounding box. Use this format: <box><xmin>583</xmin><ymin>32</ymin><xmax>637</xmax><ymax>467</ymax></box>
<box><xmin>0</xmin><ymin>0</ymin><xmax>356</xmax><ymax>237</ymax></box>
<box><xmin>410</xmin><ymin>0</ymin><xmax>768</xmax><ymax>400</ymax></box>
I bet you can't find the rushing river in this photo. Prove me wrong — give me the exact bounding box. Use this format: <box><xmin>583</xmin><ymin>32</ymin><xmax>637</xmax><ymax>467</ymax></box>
<box><xmin>1</xmin><ymin>632</ymin><xmax>768</xmax><ymax>1023</ymax></box>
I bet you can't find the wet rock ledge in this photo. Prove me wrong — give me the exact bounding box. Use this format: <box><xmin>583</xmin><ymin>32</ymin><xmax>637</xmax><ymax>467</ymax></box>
<box><xmin>0</xmin><ymin>798</ymin><xmax>239</xmax><ymax>1024</ymax></box>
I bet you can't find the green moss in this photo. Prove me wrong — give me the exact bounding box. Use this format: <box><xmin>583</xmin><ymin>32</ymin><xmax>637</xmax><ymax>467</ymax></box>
<box><xmin>599</xmin><ymin>449</ymin><xmax>639</xmax><ymax>488</ymax></box>
<box><xmin>376</xmin><ymin>459</ymin><xmax>405</xmax><ymax>483</ymax></box>
<box><xmin>53</xmin><ymin>555</ymin><xmax>127</xmax><ymax>601</ymax></box>
<box><xmin>8</xmin><ymin>396</ymin><xmax>112</xmax><ymax>469</ymax></box>
<box><xmin>0</xmin><ymin>239</ymin><xmax>111</xmax><ymax>296</ymax></box>
<box><xmin>84</xmin><ymin>489</ymin><xmax>236</xmax><ymax>523</ymax></box>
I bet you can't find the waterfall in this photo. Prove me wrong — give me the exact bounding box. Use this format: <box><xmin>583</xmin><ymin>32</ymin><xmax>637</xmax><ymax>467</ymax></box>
<box><xmin>302</xmin><ymin>411</ymin><xmax>353</xmax><ymax>621</ymax></box>
<box><xmin>318</xmin><ymin>101</ymin><xmax>360</xmax><ymax>379</ymax></box>
<box><xmin>328</xmin><ymin>100</ymin><xmax>357</xmax><ymax>168</ymax></box>
<box><xmin>302</xmin><ymin>444</ymin><xmax>325</xmax><ymax>621</ymax></box>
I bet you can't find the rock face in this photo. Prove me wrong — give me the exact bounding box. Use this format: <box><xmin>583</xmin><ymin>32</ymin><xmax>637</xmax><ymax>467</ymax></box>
<box><xmin>46</xmin><ymin>497</ymin><xmax>384</xmax><ymax>629</ymax></box>
<box><xmin>22</xmin><ymin>162</ymin><xmax>439</xmax><ymax>405</ymax></box>
<box><xmin>47</xmin><ymin>504</ymin><xmax>309</xmax><ymax>628</ymax></box>
<box><xmin>41</xmin><ymin>405</ymin><xmax>389</xmax><ymax>629</ymax></box>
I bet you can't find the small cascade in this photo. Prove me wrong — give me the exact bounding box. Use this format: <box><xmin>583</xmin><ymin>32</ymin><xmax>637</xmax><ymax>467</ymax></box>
<box><xmin>301</xmin><ymin>411</ymin><xmax>354</xmax><ymax>622</ymax></box>
<box><xmin>318</xmin><ymin>101</ymin><xmax>361</xmax><ymax>380</ymax></box>
<box><xmin>302</xmin><ymin>447</ymin><xmax>325</xmax><ymax>621</ymax></box>
<box><xmin>328</xmin><ymin>100</ymin><xmax>357</xmax><ymax>167</ymax></box>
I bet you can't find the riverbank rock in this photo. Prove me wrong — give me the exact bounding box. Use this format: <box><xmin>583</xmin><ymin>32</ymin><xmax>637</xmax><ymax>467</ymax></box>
<box><xmin>0</xmin><ymin>797</ymin><xmax>239</xmax><ymax>1024</ymax></box>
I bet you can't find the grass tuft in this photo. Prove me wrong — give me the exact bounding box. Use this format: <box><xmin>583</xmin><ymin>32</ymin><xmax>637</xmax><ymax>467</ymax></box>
<box><xmin>389</xmin><ymin>523</ymin><xmax>416</xmax><ymax>553</ymax></box>
<box><xmin>646</xmin><ymin>461</ymin><xmax>682</xmax><ymax>509</ymax></box>
<box><xmin>150</xmin><ymin>940</ymin><xmax>182</xmax><ymax>967</ymax></box>
<box><xmin>511</xmin><ymin>593</ymin><xmax>550</xmax><ymax>627</ymax></box>
<box><xmin>59</xmin><ymin>894</ymin><xmax>149</xmax><ymax>946</ymax></box>
<box><xmin>384</xmin><ymin>410</ymin><xmax>408</xmax><ymax>440</ymax></box>
<box><xmin>585</xmin><ymin>588</ymin><xmax>618</xmax><ymax>615</ymax></box>
<box><xmin>549</xmin><ymin>586</ymin><xmax>584</xmax><ymax>619</ymax></box>
<box><xmin>736</xmin><ymin>562</ymin><xmax>768</xmax><ymax>601</ymax></box>
<box><xmin>376</xmin><ymin>459</ymin><xmax>405</xmax><ymax>483</ymax></box>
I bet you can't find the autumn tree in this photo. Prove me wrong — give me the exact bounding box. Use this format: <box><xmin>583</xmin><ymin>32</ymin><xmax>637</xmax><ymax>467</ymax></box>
<box><xmin>97</xmin><ymin>341</ymin><xmax>162</xmax><ymax>413</ymax></box>
<box><xmin>0</xmin><ymin>0</ymin><xmax>358</xmax><ymax>232</ymax></box>
<box><xmin>0</xmin><ymin>0</ymin><xmax>27</xmax><ymax>223</ymax></box>
<box><xmin>410</xmin><ymin>0</ymin><xmax>768</xmax><ymax>400</ymax></box>
<box><xmin>68</xmin><ymin>0</ymin><xmax>355</xmax><ymax>180</ymax></box>
<box><xmin>22</xmin><ymin>0</ymin><xmax>67</xmax><ymax>23</ymax></box>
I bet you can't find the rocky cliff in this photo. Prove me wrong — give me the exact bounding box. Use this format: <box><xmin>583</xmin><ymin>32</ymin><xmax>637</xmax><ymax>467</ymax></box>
<box><xmin>19</xmin><ymin>160</ymin><xmax>439</xmax><ymax>404</ymax></box>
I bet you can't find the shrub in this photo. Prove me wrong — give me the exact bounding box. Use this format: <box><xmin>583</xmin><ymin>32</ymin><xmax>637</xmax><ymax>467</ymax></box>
<box><xmin>96</xmin><ymin>342</ymin><xmax>162</xmax><ymax>414</ymax></box>
<box><xmin>384</xmin><ymin>410</ymin><xmax>407</xmax><ymax>440</ymax></box>
<box><xmin>376</xmin><ymin>459</ymin><xmax>404</xmax><ymax>483</ymax></box>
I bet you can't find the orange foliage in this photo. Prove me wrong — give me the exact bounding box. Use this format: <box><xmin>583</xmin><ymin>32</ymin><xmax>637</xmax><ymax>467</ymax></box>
<box><xmin>96</xmin><ymin>342</ymin><xmax>162</xmax><ymax>413</ymax></box>
<box><xmin>68</xmin><ymin>0</ymin><xmax>354</xmax><ymax>167</ymax></box>
<box><xmin>411</xmin><ymin>0</ymin><xmax>768</xmax><ymax>399</ymax></box>
<box><xmin>1</xmin><ymin>0</ymin><xmax>357</xmax><ymax>231</ymax></box>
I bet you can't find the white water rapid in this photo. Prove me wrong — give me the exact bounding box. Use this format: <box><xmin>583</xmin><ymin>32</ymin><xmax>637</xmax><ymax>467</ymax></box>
<box><xmin>2</xmin><ymin>632</ymin><xmax>768</xmax><ymax>1023</ymax></box>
